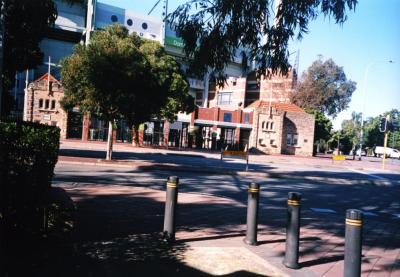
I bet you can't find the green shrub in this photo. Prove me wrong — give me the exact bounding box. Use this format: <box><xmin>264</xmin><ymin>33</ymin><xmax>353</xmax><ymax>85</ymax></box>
<box><xmin>0</xmin><ymin>121</ymin><xmax>60</xmax><ymax>235</ymax></box>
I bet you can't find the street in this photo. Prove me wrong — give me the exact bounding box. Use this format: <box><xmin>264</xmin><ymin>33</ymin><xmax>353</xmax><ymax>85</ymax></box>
<box><xmin>51</xmin><ymin>141</ymin><xmax>400</xmax><ymax>276</ymax></box>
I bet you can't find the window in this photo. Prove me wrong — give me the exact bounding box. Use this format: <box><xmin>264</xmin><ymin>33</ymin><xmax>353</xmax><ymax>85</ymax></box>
<box><xmin>286</xmin><ymin>134</ymin><xmax>299</xmax><ymax>146</ymax></box>
<box><xmin>262</xmin><ymin>121</ymin><xmax>265</xmax><ymax>129</ymax></box>
<box><xmin>217</xmin><ymin>92</ymin><xmax>232</xmax><ymax>105</ymax></box>
<box><xmin>51</xmin><ymin>100</ymin><xmax>56</xmax><ymax>110</ymax></box>
<box><xmin>286</xmin><ymin>134</ymin><xmax>292</xmax><ymax>146</ymax></box>
<box><xmin>142</xmin><ymin>22</ymin><xmax>148</xmax><ymax>29</ymax></box>
<box><xmin>270</xmin><ymin>139</ymin><xmax>275</xmax><ymax>145</ymax></box>
<box><xmin>39</xmin><ymin>99</ymin><xmax>43</xmax><ymax>108</ymax></box>
<box><xmin>244</xmin><ymin>113</ymin><xmax>250</xmax><ymax>124</ymax></box>
<box><xmin>293</xmin><ymin>134</ymin><xmax>298</xmax><ymax>146</ymax></box>
<box><xmin>270</xmin><ymin>122</ymin><xmax>274</xmax><ymax>130</ymax></box>
<box><xmin>111</xmin><ymin>15</ymin><xmax>118</xmax><ymax>22</ymax></box>
<box><xmin>127</xmin><ymin>19</ymin><xmax>133</xmax><ymax>26</ymax></box>
<box><xmin>45</xmin><ymin>99</ymin><xmax>49</xmax><ymax>109</ymax></box>
<box><xmin>223</xmin><ymin>113</ymin><xmax>232</xmax><ymax>122</ymax></box>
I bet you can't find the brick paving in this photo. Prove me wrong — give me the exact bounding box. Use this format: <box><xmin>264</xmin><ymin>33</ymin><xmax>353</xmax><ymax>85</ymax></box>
<box><xmin>57</xmin><ymin>182</ymin><xmax>400</xmax><ymax>276</ymax></box>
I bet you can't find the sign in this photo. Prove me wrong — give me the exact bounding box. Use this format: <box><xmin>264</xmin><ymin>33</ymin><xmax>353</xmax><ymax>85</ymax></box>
<box><xmin>43</xmin><ymin>114</ymin><xmax>51</xmax><ymax>121</ymax></box>
<box><xmin>222</xmin><ymin>150</ymin><xmax>247</xmax><ymax>158</ymax></box>
<box><xmin>221</xmin><ymin>150</ymin><xmax>249</xmax><ymax>171</ymax></box>
<box><xmin>165</xmin><ymin>35</ymin><xmax>184</xmax><ymax>48</ymax></box>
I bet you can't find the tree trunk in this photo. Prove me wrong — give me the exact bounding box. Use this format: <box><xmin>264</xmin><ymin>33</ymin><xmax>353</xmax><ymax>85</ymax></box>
<box><xmin>131</xmin><ymin>123</ymin><xmax>139</xmax><ymax>146</ymax></box>
<box><xmin>106</xmin><ymin>120</ymin><xmax>114</xmax><ymax>160</ymax></box>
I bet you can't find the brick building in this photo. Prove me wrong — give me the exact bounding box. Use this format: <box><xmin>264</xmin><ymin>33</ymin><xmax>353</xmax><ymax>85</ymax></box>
<box><xmin>185</xmin><ymin>70</ymin><xmax>315</xmax><ymax>156</ymax></box>
<box><xmin>23</xmin><ymin>73</ymin><xmax>68</xmax><ymax>139</ymax></box>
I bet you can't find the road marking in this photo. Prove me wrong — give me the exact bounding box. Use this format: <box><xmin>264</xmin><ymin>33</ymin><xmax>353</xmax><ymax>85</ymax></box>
<box><xmin>347</xmin><ymin>168</ymin><xmax>387</xmax><ymax>180</ymax></box>
<box><xmin>310</xmin><ymin>208</ymin><xmax>336</xmax><ymax>214</ymax></box>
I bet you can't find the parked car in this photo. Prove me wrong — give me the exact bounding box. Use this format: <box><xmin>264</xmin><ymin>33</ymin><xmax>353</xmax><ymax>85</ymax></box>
<box><xmin>374</xmin><ymin>146</ymin><xmax>400</xmax><ymax>159</ymax></box>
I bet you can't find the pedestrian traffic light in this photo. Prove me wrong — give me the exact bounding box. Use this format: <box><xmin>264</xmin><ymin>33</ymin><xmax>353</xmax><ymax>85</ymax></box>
<box><xmin>379</xmin><ymin>117</ymin><xmax>387</xmax><ymax>133</ymax></box>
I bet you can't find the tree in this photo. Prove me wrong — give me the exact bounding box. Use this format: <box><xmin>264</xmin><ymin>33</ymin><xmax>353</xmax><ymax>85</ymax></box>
<box><xmin>304</xmin><ymin>108</ymin><xmax>332</xmax><ymax>153</ymax></box>
<box><xmin>341</xmin><ymin>111</ymin><xmax>362</xmax><ymax>151</ymax></box>
<box><xmin>170</xmin><ymin>0</ymin><xmax>357</xmax><ymax>84</ymax></box>
<box><xmin>0</xmin><ymin>0</ymin><xmax>84</xmax><ymax>114</ymax></box>
<box><xmin>61</xmin><ymin>25</ymin><xmax>194</xmax><ymax>159</ymax></box>
<box><xmin>291</xmin><ymin>58</ymin><xmax>356</xmax><ymax>117</ymax></box>
<box><xmin>128</xmin><ymin>39</ymin><xmax>195</xmax><ymax>145</ymax></box>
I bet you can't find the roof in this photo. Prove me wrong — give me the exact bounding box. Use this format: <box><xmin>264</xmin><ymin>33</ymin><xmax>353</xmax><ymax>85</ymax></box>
<box><xmin>35</xmin><ymin>73</ymin><xmax>61</xmax><ymax>85</ymax></box>
<box><xmin>247</xmin><ymin>100</ymin><xmax>305</xmax><ymax>113</ymax></box>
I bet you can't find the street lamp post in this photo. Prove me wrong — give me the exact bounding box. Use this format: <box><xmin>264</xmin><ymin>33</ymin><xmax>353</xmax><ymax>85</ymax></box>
<box><xmin>358</xmin><ymin>60</ymin><xmax>393</xmax><ymax>161</ymax></box>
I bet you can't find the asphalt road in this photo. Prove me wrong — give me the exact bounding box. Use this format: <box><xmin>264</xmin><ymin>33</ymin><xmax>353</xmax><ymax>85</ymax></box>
<box><xmin>54</xmin><ymin>162</ymin><xmax>400</xmax><ymax>223</ymax></box>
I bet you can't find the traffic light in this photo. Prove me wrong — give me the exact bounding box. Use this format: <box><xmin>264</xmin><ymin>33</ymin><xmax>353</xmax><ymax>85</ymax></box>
<box><xmin>379</xmin><ymin>117</ymin><xmax>387</xmax><ymax>133</ymax></box>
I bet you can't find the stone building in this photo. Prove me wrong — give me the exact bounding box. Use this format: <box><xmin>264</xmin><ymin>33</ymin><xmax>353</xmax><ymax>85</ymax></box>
<box><xmin>247</xmin><ymin>101</ymin><xmax>314</xmax><ymax>156</ymax></box>
<box><xmin>23</xmin><ymin>73</ymin><xmax>68</xmax><ymax>139</ymax></box>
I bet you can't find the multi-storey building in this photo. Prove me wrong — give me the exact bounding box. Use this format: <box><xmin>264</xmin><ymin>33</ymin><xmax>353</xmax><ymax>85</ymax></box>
<box><xmin>22</xmin><ymin>0</ymin><xmax>315</xmax><ymax>156</ymax></box>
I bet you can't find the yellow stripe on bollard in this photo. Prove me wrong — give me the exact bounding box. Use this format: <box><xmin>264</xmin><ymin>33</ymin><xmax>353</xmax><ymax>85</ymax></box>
<box><xmin>167</xmin><ymin>182</ymin><xmax>177</xmax><ymax>188</ymax></box>
<box><xmin>287</xmin><ymin>200</ymin><xmax>300</xmax><ymax>206</ymax></box>
<box><xmin>248</xmin><ymin>188</ymin><xmax>259</xmax><ymax>193</ymax></box>
<box><xmin>345</xmin><ymin>218</ymin><xmax>362</xmax><ymax>226</ymax></box>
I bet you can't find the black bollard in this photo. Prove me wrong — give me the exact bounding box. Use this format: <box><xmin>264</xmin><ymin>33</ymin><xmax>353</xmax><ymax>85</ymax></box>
<box><xmin>344</xmin><ymin>209</ymin><xmax>363</xmax><ymax>277</ymax></box>
<box><xmin>163</xmin><ymin>176</ymin><xmax>179</xmax><ymax>241</ymax></box>
<box><xmin>244</xmin><ymin>183</ymin><xmax>260</xmax><ymax>246</ymax></box>
<box><xmin>283</xmin><ymin>192</ymin><xmax>302</xmax><ymax>269</ymax></box>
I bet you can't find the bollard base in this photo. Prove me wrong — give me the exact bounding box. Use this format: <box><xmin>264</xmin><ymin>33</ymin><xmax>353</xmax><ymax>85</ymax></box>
<box><xmin>243</xmin><ymin>238</ymin><xmax>258</xmax><ymax>246</ymax></box>
<box><xmin>283</xmin><ymin>260</ymin><xmax>300</xmax><ymax>269</ymax></box>
<box><xmin>162</xmin><ymin>231</ymin><xmax>175</xmax><ymax>242</ymax></box>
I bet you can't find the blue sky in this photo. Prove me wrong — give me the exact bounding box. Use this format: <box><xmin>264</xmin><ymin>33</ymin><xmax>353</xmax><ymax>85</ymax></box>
<box><xmin>101</xmin><ymin>0</ymin><xmax>400</xmax><ymax>129</ymax></box>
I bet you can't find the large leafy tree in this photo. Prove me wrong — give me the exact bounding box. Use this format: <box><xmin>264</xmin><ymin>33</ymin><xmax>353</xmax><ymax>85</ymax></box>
<box><xmin>128</xmin><ymin>39</ymin><xmax>194</xmax><ymax>144</ymax></box>
<box><xmin>61</xmin><ymin>25</ymin><xmax>194</xmax><ymax>160</ymax></box>
<box><xmin>291</xmin><ymin>58</ymin><xmax>356</xmax><ymax>118</ymax></box>
<box><xmin>0</xmin><ymin>0</ymin><xmax>84</xmax><ymax>114</ymax></box>
<box><xmin>170</xmin><ymin>0</ymin><xmax>357</xmax><ymax>83</ymax></box>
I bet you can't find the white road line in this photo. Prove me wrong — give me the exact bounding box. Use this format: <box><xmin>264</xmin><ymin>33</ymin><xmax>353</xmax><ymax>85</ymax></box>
<box><xmin>347</xmin><ymin>168</ymin><xmax>387</xmax><ymax>180</ymax></box>
<box><xmin>310</xmin><ymin>208</ymin><xmax>336</xmax><ymax>213</ymax></box>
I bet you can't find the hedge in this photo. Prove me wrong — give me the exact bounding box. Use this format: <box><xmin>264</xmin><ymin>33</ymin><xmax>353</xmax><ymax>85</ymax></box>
<box><xmin>0</xmin><ymin>121</ymin><xmax>60</xmax><ymax>235</ymax></box>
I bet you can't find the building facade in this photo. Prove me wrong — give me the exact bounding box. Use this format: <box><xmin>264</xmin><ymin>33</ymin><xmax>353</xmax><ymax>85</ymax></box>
<box><xmin>21</xmin><ymin>0</ymin><xmax>315</xmax><ymax>156</ymax></box>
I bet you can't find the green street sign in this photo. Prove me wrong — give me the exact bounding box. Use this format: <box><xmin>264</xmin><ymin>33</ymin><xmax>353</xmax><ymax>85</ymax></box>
<box><xmin>165</xmin><ymin>36</ymin><xmax>184</xmax><ymax>48</ymax></box>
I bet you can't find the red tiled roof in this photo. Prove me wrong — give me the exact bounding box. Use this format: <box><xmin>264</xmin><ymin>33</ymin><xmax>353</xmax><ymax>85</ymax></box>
<box><xmin>247</xmin><ymin>100</ymin><xmax>305</xmax><ymax>113</ymax></box>
<box><xmin>35</xmin><ymin>73</ymin><xmax>61</xmax><ymax>84</ymax></box>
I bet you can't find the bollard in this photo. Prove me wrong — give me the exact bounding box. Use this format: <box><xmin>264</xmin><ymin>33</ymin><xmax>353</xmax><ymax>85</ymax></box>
<box><xmin>163</xmin><ymin>176</ymin><xmax>179</xmax><ymax>241</ymax></box>
<box><xmin>344</xmin><ymin>209</ymin><xmax>363</xmax><ymax>277</ymax></box>
<box><xmin>244</xmin><ymin>183</ymin><xmax>260</xmax><ymax>246</ymax></box>
<box><xmin>283</xmin><ymin>192</ymin><xmax>302</xmax><ymax>269</ymax></box>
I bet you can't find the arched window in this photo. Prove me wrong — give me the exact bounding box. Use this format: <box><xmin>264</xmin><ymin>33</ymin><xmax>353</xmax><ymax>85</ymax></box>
<box><xmin>266</xmin><ymin>122</ymin><xmax>270</xmax><ymax>130</ymax></box>
<box><xmin>51</xmin><ymin>100</ymin><xmax>56</xmax><ymax>110</ymax></box>
<box><xmin>262</xmin><ymin>121</ymin><xmax>265</xmax><ymax>129</ymax></box>
<box><xmin>270</xmin><ymin>122</ymin><xmax>274</xmax><ymax>130</ymax></box>
<box><xmin>45</xmin><ymin>99</ymin><xmax>49</xmax><ymax>109</ymax></box>
<box><xmin>39</xmin><ymin>99</ymin><xmax>43</xmax><ymax>108</ymax></box>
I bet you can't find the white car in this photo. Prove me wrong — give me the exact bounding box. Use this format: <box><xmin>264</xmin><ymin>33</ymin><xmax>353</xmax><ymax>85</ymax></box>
<box><xmin>374</xmin><ymin>146</ymin><xmax>400</xmax><ymax>159</ymax></box>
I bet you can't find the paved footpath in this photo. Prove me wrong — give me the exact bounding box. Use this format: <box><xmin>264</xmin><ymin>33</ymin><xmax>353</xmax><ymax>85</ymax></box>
<box><xmin>55</xmin><ymin>181</ymin><xmax>399</xmax><ymax>277</ymax></box>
